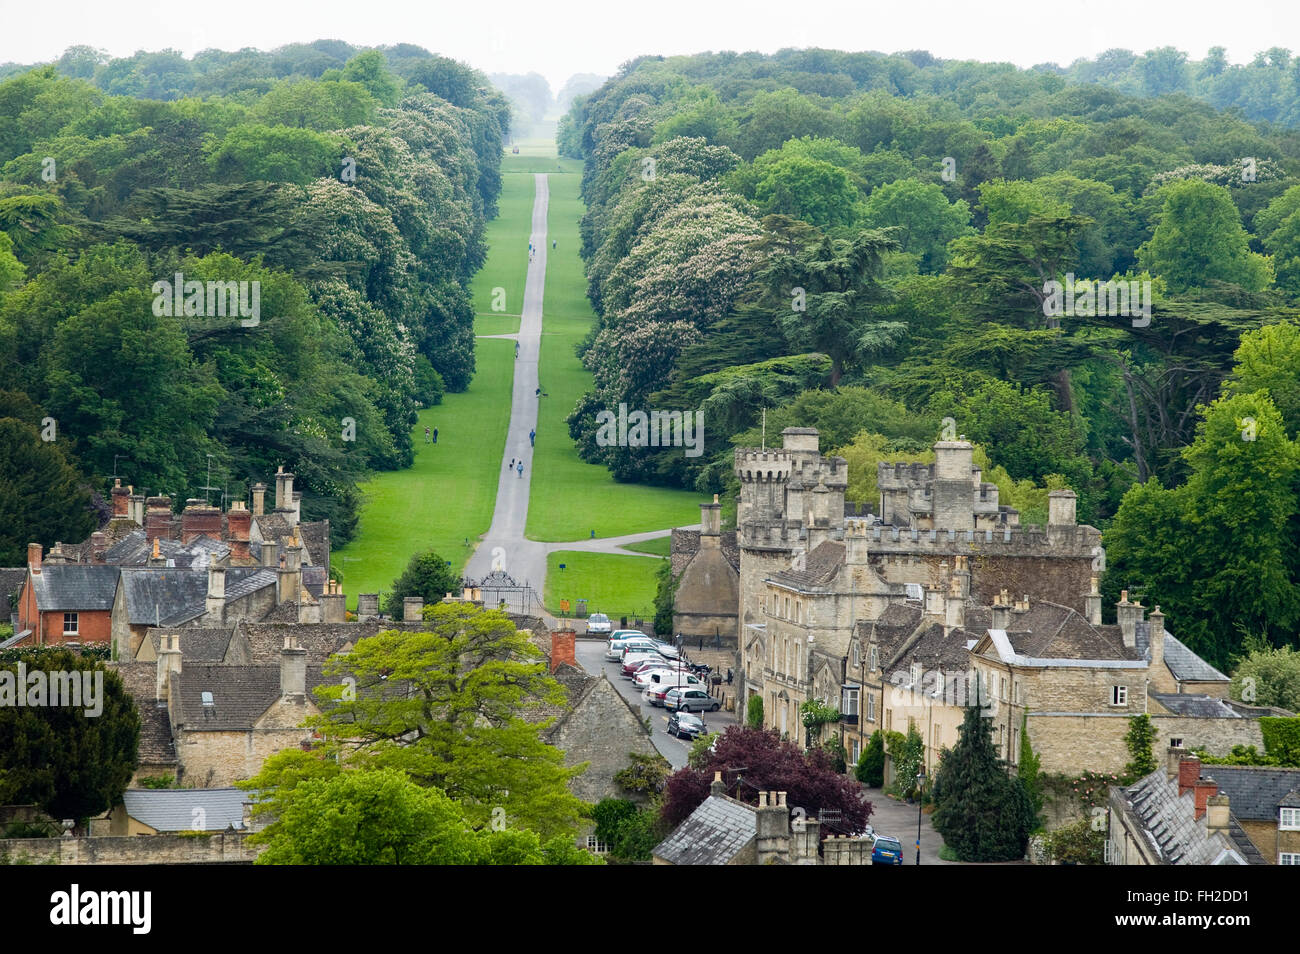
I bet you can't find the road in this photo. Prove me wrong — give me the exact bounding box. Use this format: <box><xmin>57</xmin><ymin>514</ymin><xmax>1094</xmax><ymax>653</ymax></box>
<box><xmin>575</xmin><ymin>637</ymin><xmax>737</xmax><ymax>769</ymax></box>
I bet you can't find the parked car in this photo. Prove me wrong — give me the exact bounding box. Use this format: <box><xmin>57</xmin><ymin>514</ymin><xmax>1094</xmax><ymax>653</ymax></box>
<box><xmin>634</xmin><ymin>668</ymin><xmax>699</xmax><ymax>690</ymax></box>
<box><xmin>621</xmin><ymin>652</ymin><xmax>669</xmax><ymax>677</ymax></box>
<box><xmin>871</xmin><ymin>835</ymin><xmax>903</xmax><ymax>865</ymax></box>
<box><xmin>667</xmin><ymin>711</ymin><xmax>706</xmax><ymax>740</ymax></box>
<box><xmin>654</xmin><ymin>643</ymin><xmax>681</xmax><ymax>660</ymax></box>
<box><xmin>630</xmin><ymin>661</ymin><xmax>683</xmax><ymax>682</ymax></box>
<box><xmin>605</xmin><ymin>635</ymin><xmax>653</xmax><ymax>660</ymax></box>
<box><xmin>663</xmin><ymin>687</ymin><xmax>721</xmax><ymax>712</ymax></box>
<box><xmin>587</xmin><ymin>613</ymin><xmax>612</xmax><ymax>635</ymax></box>
<box><xmin>608</xmin><ymin>629</ymin><xmax>646</xmax><ymax>642</ymax></box>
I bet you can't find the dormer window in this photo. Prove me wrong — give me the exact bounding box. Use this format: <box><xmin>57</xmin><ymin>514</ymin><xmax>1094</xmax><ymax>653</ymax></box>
<box><xmin>1281</xmin><ymin>808</ymin><xmax>1300</xmax><ymax>831</ymax></box>
<box><xmin>869</xmin><ymin>646</ymin><xmax>878</xmax><ymax>672</ymax></box>
<box><xmin>910</xmin><ymin>662</ymin><xmax>922</xmax><ymax>687</ymax></box>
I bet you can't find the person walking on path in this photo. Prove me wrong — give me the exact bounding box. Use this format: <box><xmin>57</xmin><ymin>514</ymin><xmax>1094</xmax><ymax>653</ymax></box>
<box><xmin>424</xmin><ymin>426</ymin><xmax>430</xmax><ymax>443</ymax></box>
<box><xmin>552</xmin><ymin>239</ymin><xmax>556</xmax><ymax>249</ymax></box>
<box><xmin>516</xmin><ymin>460</ymin><xmax>524</xmax><ymax>478</ymax></box>
<box><xmin>432</xmin><ymin>427</ymin><xmax>438</xmax><ymax>444</ymax></box>
<box><xmin>529</xmin><ymin>428</ymin><xmax>535</xmax><ymax>447</ymax></box>
<box><xmin>515</xmin><ymin>340</ymin><xmax>519</xmax><ymax>358</ymax></box>
<box><xmin>509</xmin><ymin>457</ymin><xmax>515</xmax><ymax>470</ymax></box>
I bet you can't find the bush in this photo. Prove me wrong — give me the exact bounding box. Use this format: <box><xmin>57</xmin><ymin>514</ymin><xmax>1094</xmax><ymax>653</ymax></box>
<box><xmin>1047</xmin><ymin>816</ymin><xmax>1105</xmax><ymax>865</ymax></box>
<box><xmin>1124</xmin><ymin>714</ymin><xmax>1158</xmax><ymax>777</ymax></box>
<box><xmin>856</xmin><ymin>730</ymin><xmax>885</xmax><ymax>787</ymax></box>
<box><xmin>382</xmin><ymin>550</ymin><xmax>461</xmax><ymax>617</ymax></box>
<box><xmin>746</xmin><ymin>694</ymin><xmax>764</xmax><ymax>728</ymax></box>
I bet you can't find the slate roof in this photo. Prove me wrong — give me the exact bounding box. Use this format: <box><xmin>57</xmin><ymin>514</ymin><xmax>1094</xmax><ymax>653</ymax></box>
<box><xmin>1118</xmin><ymin>769</ymin><xmax>1244</xmax><ymax>865</ymax></box>
<box><xmin>654</xmin><ymin>795</ymin><xmax>756</xmax><ymax>865</ymax></box>
<box><xmin>223</xmin><ymin>568</ymin><xmax>277</xmax><ymax>601</ymax></box>
<box><xmin>1205</xmin><ymin>766</ymin><xmax>1300</xmax><ymax>821</ymax></box>
<box><xmin>140</xmin><ymin>627</ymin><xmax>235</xmax><ymax>662</ymax></box>
<box><xmin>174</xmin><ymin>663</ymin><xmax>329</xmax><ymax>730</ymax></box>
<box><xmin>769</xmin><ymin>540</ymin><xmax>845</xmax><ymax>589</ymax></box>
<box><xmin>120</xmin><ymin>568</ymin><xmax>210</xmax><ymax>626</ymax></box>
<box><xmin>252</xmin><ymin>513</ymin><xmax>292</xmax><ymax>543</ymax></box>
<box><xmin>530</xmin><ymin>662</ymin><xmax>597</xmax><ymax>729</ymax></box>
<box><xmin>303</xmin><ymin>565</ymin><xmax>326</xmax><ymax>598</ymax></box>
<box><xmin>670</xmin><ymin>528</ymin><xmax>740</xmax><ymax>575</ymax></box>
<box><xmin>102</xmin><ymin>531</ymin><xmax>227</xmax><ymax>568</ymax></box>
<box><xmin>856</xmin><ymin>601</ymin><xmax>926</xmax><ymax>661</ymax></box>
<box><xmin>28</xmin><ymin>565</ymin><xmax>120</xmax><ymax>611</ymax></box>
<box><xmin>1150</xmin><ymin>693</ymin><xmax>1240</xmax><ymax>718</ymax></box>
<box><xmin>123</xmin><ymin>788</ymin><xmax>249</xmax><ymax>831</ymax></box>
<box><xmin>111</xmin><ymin>663</ymin><xmax>179</xmax><ymax>765</ymax></box>
<box><xmin>884</xmin><ymin>621</ymin><xmax>976</xmax><ymax>680</ymax></box>
<box><xmin>297</xmin><ymin>520</ymin><xmax>330</xmax><ymax>570</ymax></box>
<box><xmin>1161</xmin><ymin>632</ymin><xmax>1229</xmax><ymax>683</ymax></box>
<box><xmin>1002</xmin><ymin>601</ymin><xmax>1140</xmax><ymax>661</ymax></box>
<box><xmin>0</xmin><ymin>567</ymin><xmax>27</xmax><ymax>617</ymax></box>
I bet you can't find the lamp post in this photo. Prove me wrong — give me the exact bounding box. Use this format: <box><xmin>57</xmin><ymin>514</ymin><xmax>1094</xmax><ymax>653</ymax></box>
<box><xmin>915</xmin><ymin>767</ymin><xmax>926</xmax><ymax>866</ymax></box>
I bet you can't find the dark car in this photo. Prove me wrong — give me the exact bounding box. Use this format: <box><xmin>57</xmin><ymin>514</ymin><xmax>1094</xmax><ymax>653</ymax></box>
<box><xmin>872</xmin><ymin>835</ymin><xmax>903</xmax><ymax>865</ymax></box>
<box><xmin>667</xmin><ymin>711</ymin><xmax>705</xmax><ymax>740</ymax></box>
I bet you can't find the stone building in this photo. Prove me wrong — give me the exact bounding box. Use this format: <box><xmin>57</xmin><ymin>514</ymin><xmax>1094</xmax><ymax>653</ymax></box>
<box><xmin>670</xmin><ymin>496</ymin><xmax>740</xmax><ymax>644</ymax></box>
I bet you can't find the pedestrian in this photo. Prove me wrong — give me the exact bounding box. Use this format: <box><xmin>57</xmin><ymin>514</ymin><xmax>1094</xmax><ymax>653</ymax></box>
<box><xmin>509</xmin><ymin>457</ymin><xmax>514</xmax><ymax>470</ymax></box>
<box><xmin>726</xmin><ymin>668</ymin><xmax>733</xmax><ymax>685</ymax></box>
<box><xmin>516</xmin><ymin>460</ymin><xmax>524</xmax><ymax>478</ymax></box>
<box><xmin>424</xmin><ymin>426</ymin><xmax>430</xmax><ymax>443</ymax></box>
<box><xmin>529</xmin><ymin>428</ymin><xmax>535</xmax><ymax>447</ymax></box>
<box><xmin>515</xmin><ymin>341</ymin><xmax>520</xmax><ymax>357</ymax></box>
<box><xmin>432</xmin><ymin>427</ymin><xmax>438</xmax><ymax>444</ymax></box>
<box><xmin>535</xmin><ymin>386</ymin><xmax>541</xmax><ymax>397</ymax></box>
<box><xmin>552</xmin><ymin>239</ymin><xmax>556</xmax><ymax>249</ymax></box>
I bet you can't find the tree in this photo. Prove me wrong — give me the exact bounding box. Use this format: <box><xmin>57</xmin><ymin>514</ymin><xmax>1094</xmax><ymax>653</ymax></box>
<box><xmin>382</xmin><ymin>549</ymin><xmax>461</xmax><ymax>617</ymax></box>
<box><xmin>1018</xmin><ymin>712</ymin><xmax>1043</xmax><ymax>818</ymax></box>
<box><xmin>0</xmin><ymin>414</ymin><xmax>96</xmax><ymax>566</ymax></box>
<box><xmin>746</xmin><ymin>694</ymin><xmax>764</xmax><ymax>729</ymax></box>
<box><xmin>1124</xmin><ymin>714</ymin><xmax>1159</xmax><ymax>778</ymax></box>
<box><xmin>1136</xmin><ymin>180</ymin><xmax>1272</xmax><ymax>294</ymax></box>
<box><xmin>0</xmin><ymin>650</ymin><xmax>138</xmax><ymax>823</ymax></box>
<box><xmin>660</xmin><ymin>725</ymin><xmax>871</xmax><ymax>832</ymax></box>
<box><xmin>247</xmin><ymin>767</ymin><xmax>600</xmax><ymax>865</ymax></box>
<box><xmin>862</xmin><ymin>179</ymin><xmax>973</xmax><ymax>272</ymax></box>
<box><xmin>1231</xmin><ymin>643</ymin><xmax>1300</xmax><ymax>712</ymax></box>
<box><xmin>886</xmin><ymin>725</ymin><xmax>925</xmax><ymax>799</ymax></box>
<box><xmin>1225</xmin><ymin>321</ymin><xmax>1300</xmax><ymax>436</ymax></box>
<box><xmin>304</xmin><ymin>602</ymin><xmax>589</xmax><ymax>838</ymax></box>
<box><xmin>856</xmin><ymin>730</ymin><xmax>885</xmax><ymax>787</ymax></box>
<box><xmin>930</xmin><ymin>705</ymin><xmax>1036</xmax><ymax>862</ymax></box>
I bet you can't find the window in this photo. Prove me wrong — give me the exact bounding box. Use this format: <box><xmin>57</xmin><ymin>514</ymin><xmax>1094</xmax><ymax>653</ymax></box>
<box><xmin>62</xmin><ymin>612</ymin><xmax>78</xmax><ymax>635</ymax></box>
<box><xmin>866</xmin><ymin>694</ymin><xmax>876</xmax><ymax>722</ymax></box>
<box><xmin>1112</xmin><ymin>686</ymin><xmax>1128</xmax><ymax>706</ymax></box>
<box><xmin>842</xmin><ymin>686</ymin><xmax>860</xmax><ymax>717</ymax></box>
<box><xmin>853</xmin><ymin>642</ymin><xmax>861</xmax><ymax>667</ymax></box>
<box><xmin>1280</xmin><ymin>853</ymin><xmax>1299</xmax><ymax>865</ymax></box>
<box><xmin>1281</xmin><ymin>808</ymin><xmax>1300</xmax><ymax>830</ymax></box>
<box><xmin>1000</xmin><ymin>677</ymin><xmax>1007</xmax><ymax>700</ymax></box>
<box><xmin>1169</xmin><ymin>737</ymin><xmax>1183</xmax><ymax>749</ymax></box>
<box><xmin>910</xmin><ymin>663</ymin><xmax>922</xmax><ymax>687</ymax></box>
<box><xmin>851</xmin><ymin>739</ymin><xmax>861</xmax><ymax>764</ymax></box>
<box><xmin>932</xmin><ymin>724</ymin><xmax>940</xmax><ymax>747</ymax></box>
<box><xmin>869</xmin><ymin>646</ymin><xmax>878</xmax><ymax>672</ymax></box>
<box><xmin>201</xmin><ymin>691</ymin><xmax>215</xmax><ymax>707</ymax></box>
<box><xmin>885</xmin><ymin>708</ymin><xmax>892</xmax><ymax>731</ymax></box>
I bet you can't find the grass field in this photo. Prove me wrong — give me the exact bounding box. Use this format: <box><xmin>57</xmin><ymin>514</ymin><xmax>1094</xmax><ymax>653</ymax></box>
<box><xmin>527</xmin><ymin>171</ymin><xmax>701</xmax><ymax>542</ymax></box>
<box><xmin>620</xmin><ymin>536</ymin><xmax>673</xmax><ymax>557</ymax></box>
<box><xmin>545</xmin><ymin>551</ymin><xmax>663</xmax><ymax>622</ymax></box>
<box><xmin>472</xmin><ymin>171</ymin><xmax>534</xmax><ymax>324</ymax></box>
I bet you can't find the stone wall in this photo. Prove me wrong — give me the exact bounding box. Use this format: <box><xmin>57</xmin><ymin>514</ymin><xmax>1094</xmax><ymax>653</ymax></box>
<box><xmin>1029</xmin><ymin>713</ymin><xmax>1266</xmax><ymax>775</ymax></box>
<box><xmin>177</xmin><ymin>725</ymin><xmax>312</xmax><ymax>787</ymax></box>
<box><xmin>548</xmin><ymin>677</ymin><xmax>659</xmax><ymax>804</ymax></box>
<box><xmin>822</xmin><ymin>835</ymin><xmax>873</xmax><ymax>865</ymax></box>
<box><xmin>0</xmin><ymin>832</ymin><xmax>259</xmax><ymax>864</ymax></box>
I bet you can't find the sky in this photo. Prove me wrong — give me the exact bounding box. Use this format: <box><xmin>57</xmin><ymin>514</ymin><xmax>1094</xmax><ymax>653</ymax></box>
<box><xmin>2</xmin><ymin>0</ymin><xmax>1299</xmax><ymax>95</ymax></box>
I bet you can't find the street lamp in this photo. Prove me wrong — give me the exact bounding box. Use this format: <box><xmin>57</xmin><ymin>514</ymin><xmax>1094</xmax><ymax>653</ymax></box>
<box><xmin>915</xmin><ymin>767</ymin><xmax>926</xmax><ymax>866</ymax></box>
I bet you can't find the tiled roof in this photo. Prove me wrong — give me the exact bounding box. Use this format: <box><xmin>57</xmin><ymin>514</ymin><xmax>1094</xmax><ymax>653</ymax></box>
<box><xmin>1206</xmin><ymin>766</ymin><xmax>1300</xmax><ymax>821</ymax></box>
<box><xmin>141</xmin><ymin>627</ymin><xmax>235</xmax><ymax>662</ymax></box>
<box><xmin>223</xmin><ymin>568</ymin><xmax>277</xmax><ymax>601</ymax></box>
<box><xmin>303</xmin><ymin>565</ymin><xmax>326</xmax><ymax>598</ymax></box>
<box><xmin>1119</xmin><ymin>769</ymin><xmax>1243</xmax><ymax>865</ymax></box>
<box><xmin>252</xmin><ymin>513</ymin><xmax>292</xmax><ymax>543</ymax></box>
<box><xmin>120</xmin><ymin>568</ymin><xmax>210</xmax><ymax>626</ymax></box>
<box><xmin>102</xmin><ymin>531</ymin><xmax>228</xmax><ymax>568</ymax></box>
<box><xmin>237</xmin><ymin>622</ymin><xmax>359</xmax><ymax>663</ymax></box>
<box><xmin>123</xmin><ymin>788</ymin><xmax>249</xmax><ymax>831</ymax></box>
<box><xmin>111</xmin><ymin>663</ymin><xmax>179</xmax><ymax>765</ymax></box>
<box><xmin>297</xmin><ymin>520</ymin><xmax>329</xmax><ymax>569</ymax></box>
<box><xmin>1150</xmin><ymin>693</ymin><xmax>1240</xmax><ymax>718</ymax></box>
<box><xmin>29</xmin><ymin>565</ymin><xmax>120</xmax><ymax>611</ymax></box>
<box><xmin>671</xmin><ymin>528</ymin><xmax>739</xmax><ymax>575</ymax></box>
<box><xmin>856</xmin><ymin>602</ymin><xmax>925</xmax><ymax>661</ymax></box>
<box><xmin>1003</xmin><ymin>602</ymin><xmax>1139</xmax><ymax>661</ymax></box>
<box><xmin>175</xmin><ymin>663</ymin><xmax>329</xmax><ymax>730</ymax></box>
<box><xmin>1161</xmin><ymin>632</ymin><xmax>1229</xmax><ymax>683</ymax></box>
<box><xmin>0</xmin><ymin>568</ymin><xmax>27</xmax><ymax>616</ymax></box>
<box><xmin>769</xmin><ymin>540</ymin><xmax>845</xmax><ymax>589</ymax></box>
<box><xmin>654</xmin><ymin>794</ymin><xmax>756</xmax><ymax>865</ymax></box>
<box><xmin>884</xmin><ymin>621</ymin><xmax>973</xmax><ymax>678</ymax></box>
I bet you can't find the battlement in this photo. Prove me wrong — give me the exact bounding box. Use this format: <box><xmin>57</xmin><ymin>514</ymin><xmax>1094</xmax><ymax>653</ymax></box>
<box><xmin>877</xmin><ymin>460</ymin><xmax>936</xmax><ymax>490</ymax></box>
<box><xmin>735</xmin><ymin>448</ymin><xmax>795</xmax><ymax>482</ymax></box>
<box><xmin>738</xmin><ymin>521</ymin><xmax>807</xmax><ymax>551</ymax></box>
<box><xmin>842</xmin><ymin>519</ymin><xmax>1098</xmax><ymax>555</ymax></box>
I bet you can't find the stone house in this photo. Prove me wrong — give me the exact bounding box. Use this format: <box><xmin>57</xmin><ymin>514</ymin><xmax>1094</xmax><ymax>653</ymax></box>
<box><xmin>1206</xmin><ymin>765</ymin><xmax>1300</xmax><ymax>865</ymax></box>
<box><xmin>106</xmin><ymin>788</ymin><xmax>251</xmax><ymax>836</ymax></box>
<box><xmin>12</xmin><ymin>545</ymin><xmax>117</xmax><ymax>646</ymax></box>
<box><xmin>670</xmin><ymin>496</ymin><xmax>740</xmax><ymax>644</ymax></box>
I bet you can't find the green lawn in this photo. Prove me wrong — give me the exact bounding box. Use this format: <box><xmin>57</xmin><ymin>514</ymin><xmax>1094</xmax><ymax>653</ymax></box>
<box><xmin>527</xmin><ymin>170</ymin><xmax>701</xmax><ymax>542</ymax></box>
<box><xmin>620</xmin><ymin>536</ymin><xmax>673</xmax><ymax>557</ymax></box>
<box><xmin>472</xmin><ymin>171</ymin><xmax>534</xmax><ymax>320</ymax></box>
<box><xmin>545</xmin><ymin>551</ymin><xmax>663</xmax><ymax>622</ymax></box>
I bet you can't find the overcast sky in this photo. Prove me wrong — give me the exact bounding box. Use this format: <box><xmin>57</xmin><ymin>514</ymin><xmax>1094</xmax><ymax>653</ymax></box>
<box><xmin>3</xmin><ymin>0</ymin><xmax>1298</xmax><ymax>95</ymax></box>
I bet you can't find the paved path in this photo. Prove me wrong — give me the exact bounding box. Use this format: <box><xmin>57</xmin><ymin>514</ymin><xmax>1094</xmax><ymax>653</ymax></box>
<box><xmin>463</xmin><ymin>175</ymin><xmax>694</xmax><ymax>623</ymax></box>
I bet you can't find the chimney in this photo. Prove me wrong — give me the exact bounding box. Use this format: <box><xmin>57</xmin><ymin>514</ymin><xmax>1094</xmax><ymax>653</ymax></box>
<box><xmin>27</xmin><ymin>542</ymin><xmax>41</xmax><ymax>575</ymax></box>
<box><xmin>550</xmin><ymin>629</ymin><xmax>577</xmax><ymax>672</ymax></box>
<box><xmin>1117</xmin><ymin>590</ymin><xmax>1144</xmax><ymax>649</ymax></box>
<box><xmin>945</xmin><ymin>557</ymin><xmax>968</xmax><ymax>635</ymax></box>
<box><xmin>111</xmin><ymin>478</ymin><xmax>129</xmax><ymax>516</ymax></box>
<box><xmin>1191</xmin><ymin>776</ymin><xmax>1218</xmax><ymax>821</ymax></box>
<box><xmin>1048</xmin><ymin>489</ymin><xmax>1077</xmax><ymax>526</ymax></box>
<box><xmin>181</xmin><ymin>499</ymin><xmax>222</xmax><ymax>544</ymax></box>
<box><xmin>1086</xmin><ymin>576</ymin><xmax>1102</xmax><ymax>626</ymax></box>
<box><xmin>226</xmin><ymin>501</ymin><xmax>251</xmax><ymax>560</ymax></box>
<box><xmin>356</xmin><ymin>593</ymin><xmax>379</xmax><ymax>618</ymax></box>
<box><xmin>251</xmin><ymin>482</ymin><xmax>267</xmax><ymax>517</ymax></box>
<box><xmin>1177</xmin><ymin>756</ymin><xmax>1201</xmax><ymax>796</ymax></box>
<box><xmin>1206</xmin><ymin>793</ymin><xmax>1230</xmax><ymax>833</ymax></box>
<box><xmin>755</xmin><ymin>791</ymin><xmax>791</xmax><ymax>865</ymax></box>
<box><xmin>261</xmin><ymin>539</ymin><xmax>278</xmax><ymax>569</ymax></box>
<box><xmin>403</xmin><ymin>596</ymin><xmax>424</xmax><ymax>622</ymax></box>
<box><xmin>991</xmin><ymin>588</ymin><xmax>1011</xmax><ymax>630</ymax></box>
<box><xmin>145</xmin><ymin>496</ymin><xmax>173</xmax><ymax>542</ymax></box>
<box><xmin>206</xmin><ymin>565</ymin><xmax>226</xmax><ymax>618</ymax></box>
<box><xmin>280</xmin><ymin>635</ymin><xmax>306</xmax><ymax>702</ymax></box>
<box><xmin>1166</xmin><ymin>745</ymin><xmax>1187</xmax><ymax>780</ymax></box>
<box><xmin>319</xmin><ymin>580</ymin><xmax>346</xmax><ymax>623</ymax></box>
<box><xmin>700</xmin><ymin>494</ymin><xmax>721</xmax><ymax>544</ymax></box>
<box><xmin>128</xmin><ymin>488</ymin><xmax>145</xmax><ymax>525</ymax></box>
<box><xmin>155</xmin><ymin>633</ymin><xmax>182</xmax><ymax>706</ymax></box>
<box><xmin>710</xmin><ymin>771</ymin><xmax>726</xmax><ymax>797</ymax></box>
<box><xmin>923</xmin><ymin>585</ymin><xmax>944</xmax><ymax>620</ymax></box>
<box><xmin>46</xmin><ymin>542</ymin><xmax>67</xmax><ymax>565</ymax></box>
<box><xmin>277</xmin><ymin>546</ymin><xmax>302</xmax><ymax>606</ymax></box>
<box><xmin>91</xmin><ymin>532</ymin><xmax>107</xmax><ymax>563</ymax></box>
<box><xmin>275</xmin><ymin>467</ymin><xmax>299</xmax><ymax>527</ymax></box>
<box><xmin>148</xmin><ymin>537</ymin><xmax>166</xmax><ymax>567</ymax></box>
<box><xmin>1148</xmin><ymin>605</ymin><xmax>1165</xmax><ymax>676</ymax></box>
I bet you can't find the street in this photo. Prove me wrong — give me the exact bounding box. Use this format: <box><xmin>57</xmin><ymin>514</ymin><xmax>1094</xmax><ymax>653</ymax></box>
<box><xmin>574</xmin><ymin>638</ymin><xmax>738</xmax><ymax>769</ymax></box>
